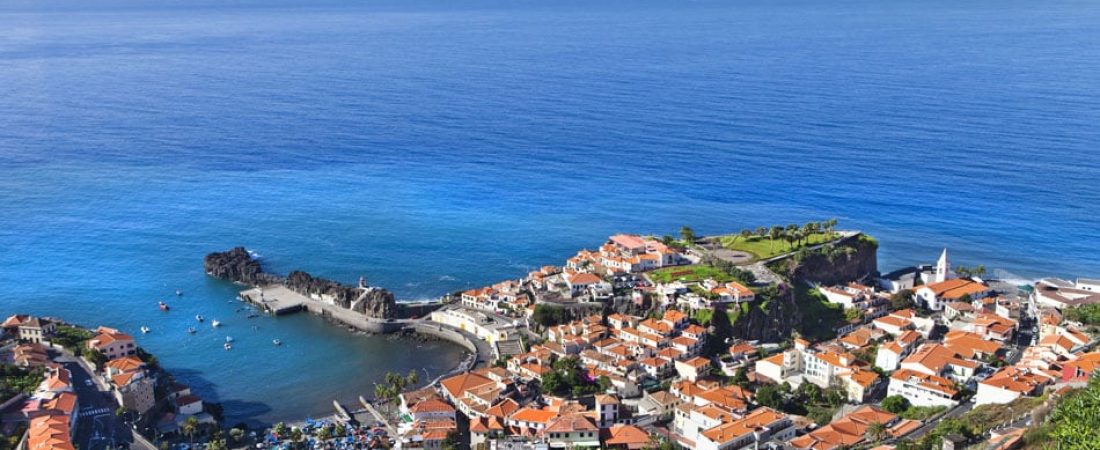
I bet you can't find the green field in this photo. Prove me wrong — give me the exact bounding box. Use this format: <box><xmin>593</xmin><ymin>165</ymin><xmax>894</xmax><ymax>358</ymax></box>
<box><xmin>719</xmin><ymin>232</ymin><xmax>838</xmax><ymax>260</ymax></box>
<box><xmin>647</xmin><ymin>265</ymin><xmax>735</xmax><ymax>284</ymax></box>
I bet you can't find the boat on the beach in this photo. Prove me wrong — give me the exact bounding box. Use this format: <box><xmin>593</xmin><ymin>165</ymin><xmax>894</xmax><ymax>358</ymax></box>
<box><xmin>140</xmin><ymin>326</ymin><xmax>151</xmax><ymax>334</ymax></box>
<box><xmin>223</xmin><ymin>342</ymin><xmax>232</xmax><ymax>350</ymax></box>
<box><xmin>196</xmin><ymin>315</ymin><xmax>204</xmax><ymax>322</ymax></box>
<box><xmin>159</xmin><ymin>301</ymin><xmax>170</xmax><ymax>311</ymax></box>
<box><xmin>272</xmin><ymin>338</ymin><xmax>282</xmax><ymax>346</ymax></box>
<box><xmin>211</xmin><ymin>320</ymin><xmax>221</xmax><ymax>328</ymax></box>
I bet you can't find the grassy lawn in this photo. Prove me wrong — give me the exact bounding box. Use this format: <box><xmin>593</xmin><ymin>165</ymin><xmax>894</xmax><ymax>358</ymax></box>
<box><xmin>648</xmin><ymin>265</ymin><xmax>735</xmax><ymax>284</ymax></box>
<box><xmin>719</xmin><ymin>232</ymin><xmax>838</xmax><ymax>260</ymax></box>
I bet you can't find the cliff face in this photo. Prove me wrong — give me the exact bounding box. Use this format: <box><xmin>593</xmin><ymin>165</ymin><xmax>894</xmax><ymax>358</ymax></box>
<box><xmin>730</xmin><ymin>235</ymin><xmax>878</xmax><ymax>342</ymax></box>
<box><xmin>204</xmin><ymin>248</ymin><xmax>398</xmax><ymax>319</ymax></box>
<box><xmin>773</xmin><ymin>235</ymin><xmax>878</xmax><ymax>285</ymax></box>
<box><xmin>729</xmin><ymin>286</ymin><xmax>803</xmax><ymax>342</ymax></box>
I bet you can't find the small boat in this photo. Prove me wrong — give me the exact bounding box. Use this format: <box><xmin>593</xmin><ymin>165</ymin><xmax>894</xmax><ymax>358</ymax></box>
<box><xmin>140</xmin><ymin>326</ymin><xmax>151</xmax><ymax>334</ymax></box>
<box><xmin>225</xmin><ymin>336</ymin><xmax>234</xmax><ymax>343</ymax></box>
<box><xmin>211</xmin><ymin>320</ymin><xmax>221</xmax><ymax>328</ymax></box>
<box><xmin>187</xmin><ymin>327</ymin><xmax>196</xmax><ymax>334</ymax></box>
<box><xmin>175</xmin><ymin>289</ymin><xmax>183</xmax><ymax>296</ymax></box>
<box><xmin>224</xmin><ymin>342</ymin><xmax>232</xmax><ymax>350</ymax></box>
<box><xmin>247</xmin><ymin>313</ymin><xmax>259</xmax><ymax>319</ymax></box>
<box><xmin>159</xmin><ymin>301</ymin><xmax>170</xmax><ymax>311</ymax></box>
<box><xmin>272</xmin><ymin>339</ymin><xmax>282</xmax><ymax>346</ymax></box>
<box><xmin>196</xmin><ymin>315</ymin><xmax>204</xmax><ymax>322</ymax></box>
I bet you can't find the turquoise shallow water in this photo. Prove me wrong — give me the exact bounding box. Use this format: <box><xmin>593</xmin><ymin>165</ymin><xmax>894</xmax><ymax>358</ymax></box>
<box><xmin>2</xmin><ymin>0</ymin><xmax>1099</xmax><ymax>426</ymax></box>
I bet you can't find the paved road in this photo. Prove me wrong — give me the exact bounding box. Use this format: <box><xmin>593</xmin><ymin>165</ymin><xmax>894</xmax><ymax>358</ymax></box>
<box><xmin>906</xmin><ymin>402</ymin><xmax>974</xmax><ymax>440</ymax></box>
<box><xmin>55</xmin><ymin>357</ymin><xmax>134</xmax><ymax>450</ymax></box>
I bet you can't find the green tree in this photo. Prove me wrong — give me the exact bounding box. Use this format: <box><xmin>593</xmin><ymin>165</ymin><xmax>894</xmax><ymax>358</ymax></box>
<box><xmin>890</xmin><ymin>289</ymin><xmax>915</xmax><ymax>311</ymax></box>
<box><xmin>206</xmin><ymin>440</ymin><xmax>227</xmax><ymax>450</ymax></box>
<box><xmin>182</xmin><ymin>416</ymin><xmax>200</xmax><ymax>448</ymax></box>
<box><xmin>317</xmin><ymin>427</ymin><xmax>332</xmax><ymax>441</ymax></box>
<box><xmin>768</xmin><ymin>226</ymin><xmax>783</xmax><ymax>252</ymax></box>
<box><xmin>755</xmin><ymin>385</ymin><xmax>784</xmax><ymax>409</ymax></box>
<box><xmin>531</xmin><ymin>304</ymin><xmax>568</xmax><ymax>328</ymax></box>
<box><xmin>881</xmin><ymin>395</ymin><xmax>910</xmax><ymax>414</ymax></box>
<box><xmin>273</xmin><ymin>422</ymin><xmax>288</xmax><ymax>437</ymax></box>
<box><xmin>866</xmin><ymin>421</ymin><xmax>888</xmax><ymax>443</ymax></box>
<box><xmin>680</xmin><ymin>226</ymin><xmax>696</xmax><ymax>243</ymax></box>
<box><xmin>82</xmin><ymin>347</ymin><xmax>107</xmax><ymax>369</ymax></box>
<box><xmin>228</xmin><ymin>428</ymin><xmax>245</xmax><ymax>444</ymax></box>
<box><xmin>1047</xmin><ymin>377</ymin><xmax>1100</xmax><ymax>449</ymax></box>
<box><xmin>334</xmin><ymin>423</ymin><xmax>346</xmax><ymax>437</ymax></box>
<box><xmin>407</xmin><ymin>369</ymin><xmax>419</xmax><ymax>386</ymax></box>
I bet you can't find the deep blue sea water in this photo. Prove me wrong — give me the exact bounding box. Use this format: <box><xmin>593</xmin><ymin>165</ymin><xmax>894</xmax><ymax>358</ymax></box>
<box><xmin>2</xmin><ymin>0</ymin><xmax>1099</xmax><ymax>426</ymax></box>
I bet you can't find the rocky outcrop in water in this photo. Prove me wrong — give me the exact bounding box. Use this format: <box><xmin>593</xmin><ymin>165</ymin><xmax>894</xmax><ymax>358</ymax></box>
<box><xmin>204</xmin><ymin>247</ymin><xmax>399</xmax><ymax>319</ymax></box>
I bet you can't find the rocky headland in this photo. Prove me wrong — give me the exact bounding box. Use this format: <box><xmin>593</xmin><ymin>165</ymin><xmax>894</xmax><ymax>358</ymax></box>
<box><xmin>204</xmin><ymin>247</ymin><xmax>399</xmax><ymax>319</ymax></box>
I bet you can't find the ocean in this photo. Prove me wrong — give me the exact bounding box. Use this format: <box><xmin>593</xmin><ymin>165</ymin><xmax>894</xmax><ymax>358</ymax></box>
<box><xmin>2</xmin><ymin>0</ymin><xmax>1099</xmax><ymax>426</ymax></box>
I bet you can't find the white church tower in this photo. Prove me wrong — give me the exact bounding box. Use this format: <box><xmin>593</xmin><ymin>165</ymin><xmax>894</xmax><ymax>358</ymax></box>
<box><xmin>934</xmin><ymin>248</ymin><xmax>955</xmax><ymax>283</ymax></box>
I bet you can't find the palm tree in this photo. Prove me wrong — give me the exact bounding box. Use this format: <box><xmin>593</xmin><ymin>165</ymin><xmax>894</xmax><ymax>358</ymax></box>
<box><xmin>973</xmin><ymin>265</ymin><xmax>987</xmax><ymax>278</ymax></box>
<box><xmin>756</xmin><ymin>227</ymin><xmax>767</xmax><ymax>238</ymax></box>
<box><xmin>182</xmin><ymin>416</ymin><xmax>200</xmax><ymax>448</ymax></box>
<box><xmin>825</xmin><ymin>218</ymin><xmax>838</xmax><ymax>234</ymax></box>
<box><xmin>768</xmin><ymin>226</ymin><xmax>783</xmax><ymax>252</ymax></box>
<box><xmin>680</xmin><ymin>226</ymin><xmax>696</xmax><ymax>243</ymax></box>
<box><xmin>865</xmin><ymin>421</ymin><xmax>887</xmax><ymax>443</ymax></box>
<box><xmin>738</xmin><ymin>229</ymin><xmax>752</xmax><ymax>244</ymax></box>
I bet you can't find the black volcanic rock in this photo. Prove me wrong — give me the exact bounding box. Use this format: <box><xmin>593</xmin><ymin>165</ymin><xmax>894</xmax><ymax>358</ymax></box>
<box><xmin>204</xmin><ymin>247</ymin><xmax>272</xmax><ymax>285</ymax></box>
<box><xmin>204</xmin><ymin>247</ymin><xmax>399</xmax><ymax>319</ymax></box>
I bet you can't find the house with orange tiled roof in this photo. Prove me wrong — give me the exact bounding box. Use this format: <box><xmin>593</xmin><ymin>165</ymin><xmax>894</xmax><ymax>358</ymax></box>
<box><xmin>14</xmin><ymin>343</ymin><xmax>50</xmax><ymax>368</ymax></box>
<box><xmin>111</xmin><ymin>367</ymin><xmax>156</xmax><ymax>415</ymax></box>
<box><xmin>104</xmin><ymin>356</ymin><xmax>146</xmax><ymax>377</ymax></box>
<box><xmin>1039</xmin><ymin>334</ymin><xmax>1076</xmax><ymax>358</ymax></box>
<box><xmin>674</xmin><ymin>356</ymin><xmax>712</xmax><ymax>382</ymax></box>
<box><xmin>5</xmin><ymin>315</ymin><xmax>56</xmax><ymax>344</ymax></box>
<box><xmin>469</xmin><ymin>415</ymin><xmax>508</xmax><ymax>448</ymax></box>
<box><xmin>639</xmin><ymin>356</ymin><xmax>673</xmax><ymax>379</ymax></box>
<box><xmin>964</xmin><ymin>313</ymin><xmax>1017</xmax><ymax>342</ymax></box>
<box><xmin>789</xmin><ymin>405</ymin><xmax>913</xmax><ymax>450</ymax></box>
<box><xmin>942</xmin><ymin>331</ymin><xmax>1002</xmax><ymax>360</ymax></box>
<box><xmin>1061</xmin><ymin>351</ymin><xmax>1100</xmax><ymax>382</ymax></box>
<box><xmin>408</xmin><ymin>398</ymin><xmax>457</xmax><ymax>422</ymax></box>
<box><xmin>86</xmin><ymin>326</ymin><xmax>137</xmax><ymax>360</ymax></box>
<box><xmin>604</xmin><ymin>424</ymin><xmax>650</xmax><ymax>450</ymax></box>
<box><xmin>35</xmin><ymin>365</ymin><xmax>73</xmax><ymax>398</ymax></box>
<box><xmin>27</xmin><ymin>411</ymin><xmax>75</xmax><ymax>450</ymax></box>
<box><xmin>398</xmin><ymin>418</ymin><xmax>457</xmax><ymax>450</ymax></box>
<box><xmin>694</xmin><ymin>407</ymin><xmax>795</xmax><ymax>450</ymax></box>
<box><xmin>875</xmin><ymin>329</ymin><xmax>924</xmax><ymax>372</ymax></box>
<box><xmin>887</xmin><ymin>368</ymin><xmax>959</xmax><ymax>408</ymax></box>
<box><xmin>872</xmin><ymin>315</ymin><xmax>914</xmax><ymax>336</ymax></box>
<box><xmin>915</xmin><ymin>278</ymin><xmax>990</xmax><ymax>311</ymax></box>
<box><xmin>545</xmin><ymin>413</ymin><xmax>600</xmax><ymax>448</ymax></box>
<box><xmin>439</xmin><ymin>368</ymin><xmax>509</xmax><ymax>418</ymax></box>
<box><xmin>506</xmin><ymin>407</ymin><xmax>559</xmax><ymax>435</ymax></box>
<box><xmin>899</xmin><ymin>343</ymin><xmax>980</xmax><ymax>383</ymax></box>
<box><xmin>975</xmin><ymin>366</ymin><xmax>1056</xmax><ymax>406</ymax></box>
<box><xmin>755</xmin><ymin>341</ymin><xmax>881</xmax><ymax>403</ymax></box>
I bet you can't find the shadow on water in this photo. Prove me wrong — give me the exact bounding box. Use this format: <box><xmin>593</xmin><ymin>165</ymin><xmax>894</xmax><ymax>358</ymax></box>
<box><xmin>162</xmin><ymin>367</ymin><xmax>275</xmax><ymax>429</ymax></box>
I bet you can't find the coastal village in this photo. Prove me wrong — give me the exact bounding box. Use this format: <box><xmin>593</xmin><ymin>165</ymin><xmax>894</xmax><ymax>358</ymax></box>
<box><xmin>4</xmin><ymin>221</ymin><xmax>1100</xmax><ymax>450</ymax></box>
